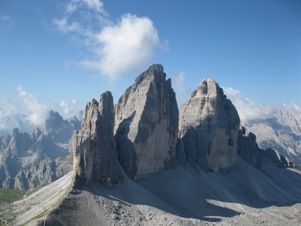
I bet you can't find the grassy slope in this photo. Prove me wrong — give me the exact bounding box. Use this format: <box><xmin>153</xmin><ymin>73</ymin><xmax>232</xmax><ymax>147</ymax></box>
<box><xmin>0</xmin><ymin>189</ymin><xmax>28</xmax><ymax>203</ymax></box>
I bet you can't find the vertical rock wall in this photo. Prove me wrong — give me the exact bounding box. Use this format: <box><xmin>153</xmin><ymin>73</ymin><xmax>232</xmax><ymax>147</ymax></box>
<box><xmin>178</xmin><ymin>79</ymin><xmax>240</xmax><ymax>171</ymax></box>
<box><xmin>72</xmin><ymin>91</ymin><xmax>122</xmax><ymax>186</ymax></box>
<box><xmin>114</xmin><ymin>64</ymin><xmax>179</xmax><ymax>179</ymax></box>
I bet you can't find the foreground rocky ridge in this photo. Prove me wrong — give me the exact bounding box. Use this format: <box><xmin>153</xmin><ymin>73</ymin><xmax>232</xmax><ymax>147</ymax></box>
<box><xmin>3</xmin><ymin>160</ymin><xmax>301</xmax><ymax>226</ymax></box>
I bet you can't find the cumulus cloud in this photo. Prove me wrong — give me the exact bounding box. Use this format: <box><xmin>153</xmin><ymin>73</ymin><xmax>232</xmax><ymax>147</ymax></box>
<box><xmin>174</xmin><ymin>72</ymin><xmax>191</xmax><ymax>106</ymax></box>
<box><xmin>0</xmin><ymin>108</ymin><xmax>15</xmax><ymax>131</ymax></box>
<box><xmin>53</xmin><ymin>0</ymin><xmax>163</xmax><ymax>80</ymax></box>
<box><xmin>17</xmin><ymin>87</ymin><xmax>50</xmax><ymax>125</ymax></box>
<box><xmin>81</xmin><ymin>14</ymin><xmax>160</xmax><ymax>79</ymax></box>
<box><xmin>223</xmin><ymin>87</ymin><xmax>274</xmax><ymax>122</ymax></box>
<box><xmin>59</xmin><ymin>99</ymin><xmax>79</xmax><ymax>118</ymax></box>
<box><xmin>283</xmin><ymin>100</ymin><xmax>301</xmax><ymax>114</ymax></box>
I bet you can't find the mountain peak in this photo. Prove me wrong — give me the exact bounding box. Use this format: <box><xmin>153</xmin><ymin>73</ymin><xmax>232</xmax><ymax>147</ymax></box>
<box><xmin>135</xmin><ymin>64</ymin><xmax>165</xmax><ymax>84</ymax></box>
<box><xmin>179</xmin><ymin>79</ymin><xmax>240</xmax><ymax>171</ymax></box>
<box><xmin>148</xmin><ymin>63</ymin><xmax>164</xmax><ymax>72</ymax></box>
<box><xmin>193</xmin><ymin>78</ymin><xmax>221</xmax><ymax>98</ymax></box>
<box><xmin>73</xmin><ymin>91</ymin><xmax>122</xmax><ymax>186</ymax></box>
<box><xmin>115</xmin><ymin>64</ymin><xmax>178</xmax><ymax>179</ymax></box>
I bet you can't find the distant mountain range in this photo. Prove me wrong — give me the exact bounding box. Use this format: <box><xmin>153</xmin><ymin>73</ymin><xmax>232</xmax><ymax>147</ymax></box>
<box><xmin>0</xmin><ymin>110</ymin><xmax>81</xmax><ymax>189</ymax></box>
<box><xmin>245</xmin><ymin>107</ymin><xmax>301</xmax><ymax>168</ymax></box>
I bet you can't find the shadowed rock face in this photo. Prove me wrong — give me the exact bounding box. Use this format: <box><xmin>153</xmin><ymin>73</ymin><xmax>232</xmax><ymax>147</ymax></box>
<box><xmin>114</xmin><ymin>64</ymin><xmax>179</xmax><ymax>179</ymax></box>
<box><xmin>237</xmin><ymin>128</ymin><xmax>262</xmax><ymax>168</ymax></box>
<box><xmin>261</xmin><ymin>148</ymin><xmax>291</xmax><ymax>167</ymax></box>
<box><xmin>179</xmin><ymin>79</ymin><xmax>240</xmax><ymax>171</ymax></box>
<box><xmin>238</xmin><ymin>127</ymin><xmax>295</xmax><ymax>169</ymax></box>
<box><xmin>72</xmin><ymin>91</ymin><xmax>123</xmax><ymax>186</ymax></box>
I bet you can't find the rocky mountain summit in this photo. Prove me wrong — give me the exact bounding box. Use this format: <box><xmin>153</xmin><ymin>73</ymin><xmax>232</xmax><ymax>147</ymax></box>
<box><xmin>71</xmin><ymin>65</ymin><xmax>294</xmax><ymax>188</ymax></box>
<box><xmin>73</xmin><ymin>92</ymin><xmax>123</xmax><ymax>186</ymax></box>
<box><xmin>178</xmin><ymin>79</ymin><xmax>240</xmax><ymax>171</ymax></box>
<box><xmin>114</xmin><ymin>64</ymin><xmax>179</xmax><ymax>179</ymax></box>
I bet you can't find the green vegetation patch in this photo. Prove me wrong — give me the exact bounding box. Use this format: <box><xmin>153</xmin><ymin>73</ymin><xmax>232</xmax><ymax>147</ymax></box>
<box><xmin>0</xmin><ymin>189</ymin><xmax>28</xmax><ymax>203</ymax></box>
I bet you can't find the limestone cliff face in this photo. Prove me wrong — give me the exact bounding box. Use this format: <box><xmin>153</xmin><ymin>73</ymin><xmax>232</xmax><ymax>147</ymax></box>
<box><xmin>114</xmin><ymin>64</ymin><xmax>179</xmax><ymax>179</ymax></box>
<box><xmin>179</xmin><ymin>79</ymin><xmax>240</xmax><ymax>171</ymax></box>
<box><xmin>72</xmin><ymin>91</ymin><xmax>122</xmax><ymax>186</ymax></box>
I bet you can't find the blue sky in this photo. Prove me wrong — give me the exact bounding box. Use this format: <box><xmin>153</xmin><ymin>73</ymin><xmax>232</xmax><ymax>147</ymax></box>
<box><xmin>0</xmin><ymin>0</ymin><xmax>300</xmax><ymax>126</ymax></box>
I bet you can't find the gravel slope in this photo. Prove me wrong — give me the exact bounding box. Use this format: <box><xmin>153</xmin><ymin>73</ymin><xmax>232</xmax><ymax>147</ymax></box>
<box><xmin>1</xmin><ymin>172</ymin><xmax>73</xmax><ymax>226</ymax></box>
<box><xmin>3</xmin><ymin>159</ymin><xmax>301</xmax><ymax>225</ymax></box>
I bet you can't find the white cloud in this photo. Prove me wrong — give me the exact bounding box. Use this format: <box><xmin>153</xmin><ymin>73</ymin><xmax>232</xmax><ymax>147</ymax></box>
<box><xmin>0</xmin><ymin>89</ymin><xmax>81</xmax><ymax>134</ymax></box>
<box><xmin>60</xmin><ymin>100</ymin><xmax>70</xmax><ymax>117</ymax></box>
<box><xmin>17</xmin><ymin>87</ymin><xmax>50</xmax><ymax>125</ymax></box>
<box><xmin>0</xmin><ymin>95</ymin><xmax>26</xmax><ymax>132</ymax></box>
<box><xmin>66</xmin><ymin>0</ymin><xmax>79</xmax><ymax>14</ymax></box>
<box><xmin>59</xmin><ymin>99</ymin><xmax>79</xmax><ymax>118</ymax></box>
<box><xmin>53</xmin><ymin>17</ymin><xmax>80</xmax><ymax>34</ymax></box>
<box><xmin>174</xmin><ymin>72</ymin><xmax>191</xmax><ymax>106</ymax></box>
<box><xmin>283</xmin><ymin>100</ymin><xmax>301</xmax><ymax>114</ymax></box>
<box><xmin>53</xmin><ymin>1</ymin><xmax>163</xmax><ymax>80</ymax></box>
<box><xmin>54</xmin><ymin>0</ymin><xmax>107</xmax><ymax>35</ymax></box>
<box><xmin>0</xmin><ymin>14</ymin><xmax>11</xmax><ymax>22</ymax></box>
<box><xmin>223</xmin><ymin>87</ymin><xmax>274</xmax><ymax>122</ymax></box>
<box><xmin>0</xmin><ymin>109</ymin><xmax>13</xmax><ymax>130</ymax></box>
<box><xmin>85</xmin><ymin>14</ymin><xmax>160</xmax><ymax>79</ymax></box>
<box><xmin>65</xmin><ymin>0</ymin><xmax>106</xmax><ymax>14</ymax></box>
<box><xmin>83</xmin><ymin>0</ymin><xmax>105</xmax><ymax>13</ymax></box>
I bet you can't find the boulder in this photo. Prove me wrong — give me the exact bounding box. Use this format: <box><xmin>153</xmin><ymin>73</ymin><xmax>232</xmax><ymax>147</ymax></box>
<box><xmin>114</xmin><ymin>64</ymin><xmax>179</xmax><ymax>179</ymax></box>
<box><xmin>178</xmin><ymin>79</ymin><xmax>240</xmax><ymax>171</ymax></box>
<box><xmin>72</xmin><ymin>91</ymin><xmax>122</xmax><ymax>186</ymax></box>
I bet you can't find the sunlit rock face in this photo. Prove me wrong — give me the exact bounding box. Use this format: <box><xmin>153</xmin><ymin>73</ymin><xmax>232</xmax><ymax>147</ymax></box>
<box><xmin>179</xmin><ymin>79</ymin><xmax>240</xmax><ymax>171</ymax></box>
<box><xmin>72</xmin><ymin>91</ymin><xmax>123</xmax><ymax>186</ymax></box>
<box><xmin>114</xmin><ymin>64</ymin><xmax>179</xmax><ymax>179</ymax></box>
